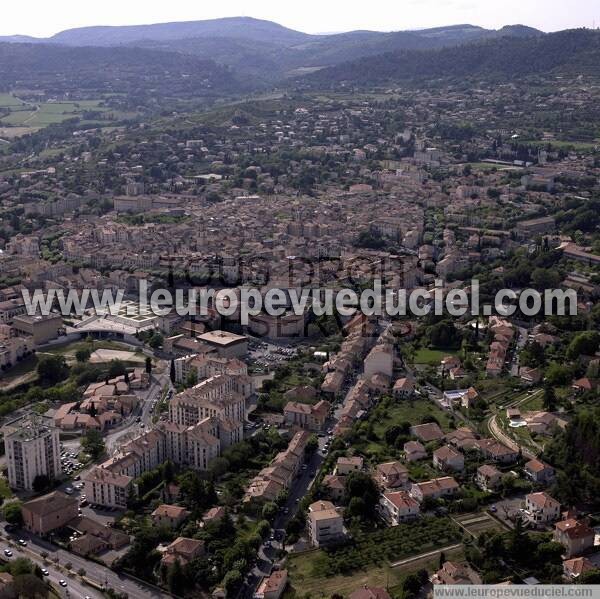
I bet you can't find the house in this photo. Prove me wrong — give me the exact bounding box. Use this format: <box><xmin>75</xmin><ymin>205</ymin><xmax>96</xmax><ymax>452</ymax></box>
<box><xmin>364</xmin><ymin>344</ymin><xmax>394</xmax><ymax>379</ymax></box>
<box><xmin>335</xmin><ymin>456</ymin><xmax>363</xmax><ymax>475</ymax></box>
<box><xmin>432</xmin><ymin>562</ymin><xmax>482</xmax><ymax>585</ymax></box>
<box><xmin>563</xmin><ymin>557</ymin><xmax>594</xmax><ymax>580</ymax></box>
<box><xmin>520</xmin><ymin>367</ymin><xmax>543</xmax><ymax>385</ymax></box>
<box><xmin>475</xmin><ymin>439</ymin><xmax>519</xmax><ymax>464</ymax></box>
<box><xmin>254</xmin><ymin>570</ymin><xmax>288</xmax><ymax>599</ymax></box>
<box><xmin>410</xmin><ymin>477</ymin><xmax>460</xmax><ymax>502</ymax></box>
<box><xmin>151</xmin><ymin>504</ymin><xmax>191</xmax><ymax>529</ymax></box>
<box><xmin>410</xmin><ymin>422</ymin><xmax>445</xmax><ymax>443</ymax></box>
<box><xmin>554</xmin><ymin>519</ymin><xmax>596</xmax><ymax>558</ymax></box>
<box><xmin>161</xmin><ymin>537</ymin><xmax>205</xmax><ymax>567</ymax></box>
<box><xmin>307</xmin><ymin>501</ymin><xmax>345</xmax><ymax>547</ymax></box>
<box><xmin>283</xmin><ymin>400</ymin><xmax>330</xmax><ymax>432</ymax></box>
<box><xmin>71</xmin><ymin>534</ymin><xmax>108</xmax><ymax>557</ymax></box>
<box><xmin>21</xmin><ymin>491</ymin><xmax>79</xmax><ymax>536</ymax></box>
<box><xmin>524</xmin><ymin>492</ymin><xmax>561</xmax><ymax>527</ymax></box>
<box><xmin>524</xmin><ymin>411</ymin><xmax>568</xmax><ymax>436</ymax></box>
<box><xmin>506</xmin><ymin>408</ymin><xmax>522</xmax><ymax>422</ymax></box>
<box><xmin>393</xmin><ymin>377</ymin><xmax>415</xmax><ymax>399</ymax></box>
<box><xmin>572</xmin><ymin>378</ymin><xmax>599</xmax><ymax>394</ymax></box>
<box><xmin>446</xmin><ymin>427</ymin><xmax>478</xmax><ymax>450</ymax></box>
<box><xmin>524</xmin><ymin>459</ymin><xmax>555</xmax><ymax>485</ymax></box>
<box><xmin>442</xmin><ymin>387</ymin><xmax>479</xmax><ymax>409</ymax></box>
<box><xmin>476</xmin><ymin>464</ymin><xmax>503</xmax><ymax>491</ymax></box>
<box><xmin>379</xmin><ymin>491</ymin><xmax>420</xmax><ymax>525</ymax></box>
<box><xmin>202</xmin><ymin>506</ymin><xmax>227</xmax><ymax>525</ymax></box>
<box><xmin>348</xmin><ymin>587</ymin><xmax>392</xmax><ymax>599</ymax></box>
<box><xmin>68</xmin><ymin>516</ymin><xmax>130</xmax><ymax>556</ymax></box>
<box><xmin>404</xmin><ymin>441</ymin><xmax>427</xmax><ymax>462</ymax></box>
<box><xmin>373</xmin><ymin>461</ymin><xmax>409</xmax><ymax>489</ymax></box>
<box><xmin>321</xmin><ymin>475</ymin><xmax>346</xmax><ymax>503</ymax></box>
<box><xmin>432</xmin><ymin>446</ymin><xmax>464</xmax><ymax>472</ymax></box>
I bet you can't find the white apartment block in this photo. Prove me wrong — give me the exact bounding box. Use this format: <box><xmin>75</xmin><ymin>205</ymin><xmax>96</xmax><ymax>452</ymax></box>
<box><xmin>3</xmin><ymin>415</ymin><xmax>61</xmax><ymax>491</ymax></box>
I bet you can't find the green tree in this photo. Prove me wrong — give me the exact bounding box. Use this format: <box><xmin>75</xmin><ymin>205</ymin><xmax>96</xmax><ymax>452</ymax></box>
<box><xmin>543</xmin><ymin>384</ymin><xmax>557</xmax><ymax>412</ymax></box>
<box><xmin>81</xmin><ymin>429</ymin><xmax>105</xmax><ymax>460</ymax></box>
<box><xmin>3</xmin><ymin>501</ymin><xmax>23</xmax><ymax>525</ymax></box>
<box><xmin>75</xmin><ymin>348</ymin><xmax>92</xmax><ymax>363</ymax></box>
<box><xmin>37</xmin><ymin>355</ymin><xmax>69</xmax><ymax>385</ymax></box>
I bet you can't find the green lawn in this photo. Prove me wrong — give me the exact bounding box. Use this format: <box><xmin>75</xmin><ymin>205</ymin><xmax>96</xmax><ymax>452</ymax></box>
<box><xmin>371</xmin><ymin>399</ymin><xmax>452</xmax><ymax>436</ymax></box>
<box><xmin>413</xmin><ymin>348</ymin><xmax>457</xmax><ymax>366</ymax></box>
<box><xmin>0</xmin><ymin>98</ymin><xmax>134</xmax><ymax>130</ymax></box>
<box><xmin>0</xmin><ymin>93</ymin><xmax>26</xmax><ymax>108</ymax></box>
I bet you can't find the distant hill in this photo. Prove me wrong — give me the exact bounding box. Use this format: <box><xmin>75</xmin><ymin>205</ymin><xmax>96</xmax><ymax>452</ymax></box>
<box><xmin>0</xmin><ymin>18</ymin><xmax>545</xmax><ymax>84</ymax></box>
<box><xmin>300</xmin><ymin>28</ymin><xmax>600</xmax><ymax>87</ymax></box>
<box><xmin>46</xmin><ymin>16</ymin><xmax>311</xmax><ymax>47</ymax></box>
<box><xmin>0</xmin><ymin>42</ymin><xmax>244</xmax><ymax>98</ymax></box>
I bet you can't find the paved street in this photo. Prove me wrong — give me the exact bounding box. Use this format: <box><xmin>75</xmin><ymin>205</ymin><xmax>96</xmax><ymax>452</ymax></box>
<box><xmin>1</xmin><ymin>527</ymin><xmax>169</xmax><ymax>599</ymax></box>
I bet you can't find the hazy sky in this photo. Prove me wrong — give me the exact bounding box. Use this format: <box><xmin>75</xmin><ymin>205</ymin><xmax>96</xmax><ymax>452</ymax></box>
<box><xmin>1</xmin><ymin>0</ymin><xmax>598</xmax><ymax>37</ymax></box>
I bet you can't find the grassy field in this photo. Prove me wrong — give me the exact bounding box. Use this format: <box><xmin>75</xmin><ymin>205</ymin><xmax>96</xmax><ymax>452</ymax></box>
<box><xmin>0</xmin><ymin>93</ymin><xmax>27</xmax><ymax>108</ymax></box>
<box><xmin>371</xmin><ymin>399</ymin><xmax>452</xmax><ymax>436</ymax></box>
<box><xmin>413</xmin><ymin>348</ymin><xmax>458</xmax><ymax>366</ymax></box>
<box><xmin>0</xmin><ymin>95</ymin><xmax>137</xmax><ymax>135</ymax></box>
<box><xmin>286</xmin><ymin>537</ymin><xmax>464</xmax><ymax>598</ymax></box>
<box><xmin>42</xmin><ymin>339</ymin><xmax>142</xmax><ymax>364</ymax></box>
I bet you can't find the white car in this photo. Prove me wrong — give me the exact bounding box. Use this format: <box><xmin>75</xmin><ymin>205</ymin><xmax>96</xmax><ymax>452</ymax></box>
<box><xmin>59</xmin><ymin>580</ymin><xmax>68</xmax><ymax>587</ymax></box>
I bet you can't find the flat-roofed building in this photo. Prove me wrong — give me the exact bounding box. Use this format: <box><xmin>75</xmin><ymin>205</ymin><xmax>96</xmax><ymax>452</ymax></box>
<box><xmin>3</xmin><ymin>414</ymin><xmax>61</xmax><ymax>491</ymax></box>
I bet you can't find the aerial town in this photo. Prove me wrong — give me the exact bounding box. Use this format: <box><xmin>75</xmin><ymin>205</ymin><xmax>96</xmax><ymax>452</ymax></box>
<box><xmin>0</xmin><ymin>8</ymin><xmax>600</xmax><ymax>599</ymax></box>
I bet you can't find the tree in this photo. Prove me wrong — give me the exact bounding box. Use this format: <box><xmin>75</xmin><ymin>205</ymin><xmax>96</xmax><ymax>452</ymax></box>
<box><xmin>75</xmin><ymin>348</ymin><xmax>91</xmax><ymax>363</ymax></box>
<box><xmin>81</xmin><ymin>429</ymin><xmax>105</xmax><ymax>460</ymax></box>
<box><xmin>32</xmin><ymin>474</ymin><xmax>51</xmax><ymax>493</ymax></box>
<box><xmin>185</xmin><ymin>370</ymin><xmax>198</xmax><ymax>388</ymax></box>
<box><xmin>3</xmin><ymin>501</ymin><xmax>23</xmax><ymax>526</ymax></box>
<box><xmin>567</xmin><ymin>332</ymin><xmax>600</xmax><ymax>360</ymax></box>
<box><xmin>543</xmin><ymin>384</ymin><xmax>557</xmax><ymax>412</ymax></box>
<box><xmin>305</xmin><ymin>434</ymin><xmax>319</xmax><ymax>455</ymax></box>
<box><xmin>148</xmin><ymin>332</ymin><xmax>163</xmax><ymax>349</ymax></box>
<box><xmin>107</xmin><ymin>359</ymin><xmax>126</xmax><ymax>379</ymax></box>
<box><xmin>37</xmin><ymin>355</ymin><xmax>69</xmax><ymax>386</ymax></box>
<box><xmin>223</xmin><ymin>569</ymin><xmax>242</xmax><ymax>596</ymax></box>
<box><xmin>167</xmin><ymin>560</ymin><xmax>185</xmax><ymax>596</ymax></box>
<box><xmin>261</xmin><ymin>502</ymin><xmax>278</xmax><ymax>522</ymax></box>
<box><xmin>170</xmin><ymin>359</ymin><xmax>176</xmax><ymax>384</ymax></box>
<box><xmin>545</xmin><ymin>362</ymin><xmax>571</xmax><ymax>386</ymax></box>
<box><xmin>344</xmin><ymin>471</ymin><xmax>379</xmax><ymax>520</ymax></box>
<box><xmin>145</xmin><ymin>356</ymin><xmax>152</xmax><ymax>375</ymax></box>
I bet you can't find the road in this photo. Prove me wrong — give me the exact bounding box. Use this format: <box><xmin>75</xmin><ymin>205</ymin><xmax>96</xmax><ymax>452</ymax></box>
<box><xmin>486</xmin><ymin>390</ymin><xmax>543</xmax><ymax>460</ymax></box>
<box><xmin>1</xmin><ymin>541</ymin><xmax>102</xmax><ymax>599</ymax></box>
<box><xmin>1</xmin><ymin>528</ymin><xmax>169</xmax><ymax>599</ymax></box>
<box><xmin>241</xmin><ymin>412</ymin><xmax>341</xmax><ymax>597</ymax></box>
<box><xmin>105</xmin><ymin>371</ymin><xmax>172</xmax><ymax>455</ymax></box>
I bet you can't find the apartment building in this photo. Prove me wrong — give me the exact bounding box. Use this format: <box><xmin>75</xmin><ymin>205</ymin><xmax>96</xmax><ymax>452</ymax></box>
<box><xmin>84</xmin><ymin>466</ymin><xmax>135</xmax><ymax>509</ymax></box>
<box><xmin>307</xmin><ymin>500</ymin><xmax>345</xmax><ymax>547</ymax></box>
<box><xmin>3</xmin><ymin>415</ymin><xmax>61</xmax><ymax>491</ymax></box>
<box><xmin>83</xmin><ymin>373</ymin><xmax>248</xmax><ymax>508</ymax></box>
